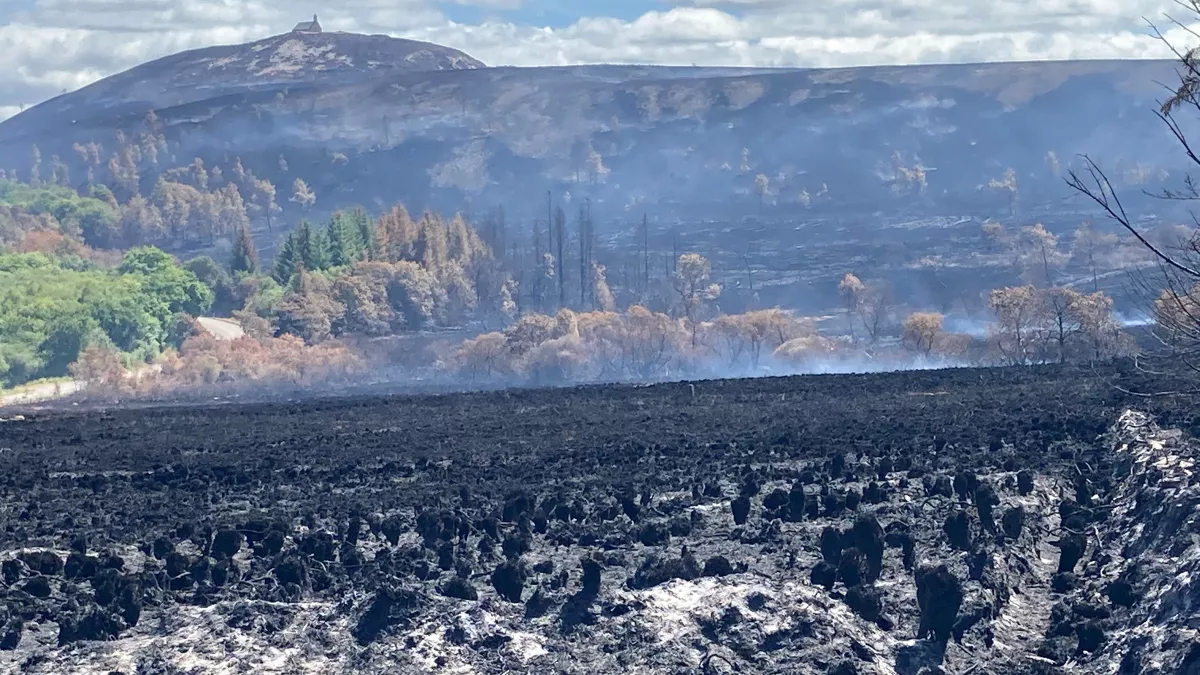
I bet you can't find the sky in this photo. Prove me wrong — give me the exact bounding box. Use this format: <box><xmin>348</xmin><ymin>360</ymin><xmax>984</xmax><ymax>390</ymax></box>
<box><xmin>0</xmin><ymin>0</ymin><xmax>1195</xmax><ymax>121</ymax></box>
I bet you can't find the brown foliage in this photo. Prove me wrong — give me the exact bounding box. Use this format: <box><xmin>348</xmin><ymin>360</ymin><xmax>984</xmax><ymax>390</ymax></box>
<box><xmin>988</xmin><ymin>285</ymin><xmax>1131</xmax><ymax>364</ymax></box>
<box><xmin>15</xmin><ymin>229</ymin><xmax>88</xmax><ymax>257</ymax></box>
<box><xmin>712</xmin><ymin>309</ymin><xmax>809</xmax><ymax>368</ymax></box>
<box><xmin>902</xmin><ymin>312</ymin><xmax>948</xmax><ymax>357</ymax></box>
<box><xmin>452</xmin><ymin>306</ymin><xmax>688</xmax><ymax>382</ymax></box>
<box><xmin>773</xmin><ymin>334</ymin><xmax>839</xmax><ymax>365</ymax></box>
<box><xmin>150</xmin><ymin>334</ymin><xmax>365</xmax><ymax>392</ymax></box>
<box><xmin>69</xmin><ymin>346</ymin><xmax>126</xmax><ymax>391</ymax></box>
<box><xmin>275</xmin><ymin>268</ymin><xmax>345</xmax><ymax>343</ymax></box>
<box><xmin>454</xmin><ymin>332</ymin><xmax>511</xmax><ymax>380</ymax></box>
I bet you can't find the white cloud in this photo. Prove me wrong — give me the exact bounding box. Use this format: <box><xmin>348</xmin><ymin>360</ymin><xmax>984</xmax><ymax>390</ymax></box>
<box><xmin>444</xmin><ymin>0</ymin><xmax>524</xmax><ymax>7</ymax></box>
<box><xmin>0</xmin><ymin>0</ymin><xmax>1192</xmax><ymax>120</ymax></box>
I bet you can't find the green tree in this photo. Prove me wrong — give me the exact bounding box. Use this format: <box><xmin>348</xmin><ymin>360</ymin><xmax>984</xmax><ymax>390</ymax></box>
<box><xmin>0</xmin><ymin>249</ymin><xmax>211</xmax><ymax>387</ymax></box>
<box><xmin>295</xmin><ymin>220</ymin><xmax>329</xmax><ymax>271</ymax></box>
<box><xmin>84</xmin><ymin>277</ymin><xmax>166</xmax><ymax>354</ymax></box>
<box><xmin>326</xmin><ymin>213</ymin><xmax>361</xmax><ymax>268</ymax></box>
<box><xmin>185</xmin><ymin>256</ymin><xmax>237</xmax><ymax>316</ymax></box>
<box><xmin>353</xmin><ymin>208</ymin><xmax>374</xmax><ymax>259</ymax></box>
<box><xmin>37</xmin><ymin>314</ymin><xmax>100</xmax><ymax>378</ymax></box>
<box><xmin>240</xmin><ymin>274</ymin><xmax>285</xmax><ymax>318</ymax></box>
<box><xmin>273</xmin><ymin>233</ymin><xmax>299</xmax><ymax>284</ymax></box>
<box><xmin>117</xmin><ymin>247</ymin><xmax>214</xmax><ymax>317</ymax></box>
<box><xmin>231</xmin><ymin>223</ymin><xmax>259</xmax><ymax>274</ymax></box>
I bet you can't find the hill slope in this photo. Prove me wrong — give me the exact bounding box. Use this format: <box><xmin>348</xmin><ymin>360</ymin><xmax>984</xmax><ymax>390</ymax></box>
<box><xmin>0</xmin><ymin>32</ymin><xmax>485</xmax><ymax>142</ymax></box>
<box><xmin>0</xmin><ymin>32</ymin><xmax>1183</xmax><ymax>220</ymax></box>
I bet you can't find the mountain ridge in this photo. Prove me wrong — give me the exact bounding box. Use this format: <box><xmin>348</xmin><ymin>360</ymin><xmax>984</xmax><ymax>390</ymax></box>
<box><xmin>0</xmin><ymin>31</ymin><xmax>486</xmax><ymax>142</ymax></box>
<box><xmin>0</xmin><ymin>32</ymin><xmax>1185</xmax><ymax>221</ymax></box>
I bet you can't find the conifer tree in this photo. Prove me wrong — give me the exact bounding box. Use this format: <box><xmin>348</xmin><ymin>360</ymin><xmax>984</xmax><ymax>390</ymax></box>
<box><xmin>230</xmin><ymin>224</ymin><xmax>259</xmax><ymax>274</ymax></box>
<box><xmin>273</xmin><ymin>232</ymin><xmax>299</xmax><ymax>283</ymax></box>
<box><xmin>352</xmin><ymin>208</ymin><xmax>374</xmax><ymax>260</ymax></box>
<box><xmin>295</xmin><ymin>220</ymin><xmax>330</xmax><ymax>271</ymax></box>
<box><xmin>326</xmin><ymin>211</ymin><xmax>366</xmax><ymax>268</ymax></box>
<box><xmin>326</xmin><ymin>215</ymin><xmax>351</xmax><ymax>268</ymax></box>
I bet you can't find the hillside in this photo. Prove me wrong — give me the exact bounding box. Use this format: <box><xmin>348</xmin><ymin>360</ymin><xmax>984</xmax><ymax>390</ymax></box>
<box><xmin>0</xmin><ymin>32</ymin><xmax>485</xmax><ymax>143</ymax></box>
<box><xmin>0</xmin><ymin>32</ymin><xmax>1183</xmax><ymax>221</ymax></box>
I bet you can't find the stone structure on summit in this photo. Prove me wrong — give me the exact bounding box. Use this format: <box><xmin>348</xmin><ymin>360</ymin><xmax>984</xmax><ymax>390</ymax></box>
<box><xmin>292</xmin><ymin>14</ymin><xmax>322</xmax><ymax>34</ymax></box>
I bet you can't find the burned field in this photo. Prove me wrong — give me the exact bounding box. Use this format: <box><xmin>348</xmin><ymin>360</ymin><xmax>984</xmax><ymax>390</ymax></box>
<box><xmin>1</xmin><ymin>364</ymin><xmax>1198</xmax><ymax>674</ymax></box>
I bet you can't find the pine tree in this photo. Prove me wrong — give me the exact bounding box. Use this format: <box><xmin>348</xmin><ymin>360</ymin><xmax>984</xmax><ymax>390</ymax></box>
<box><xmin>273</xmin><ymin>233</ymin><xmax>299</xmax><ymax>283</ymax></box>
<box><xmin>353</xmin><ymin>208</ymin><xmax>374</xmax><ymax>260</ymax></box>
<box><xmin>327</xmin><ymin>215</ymin><xmax>350</xmax><ymax>268</ymax></box>
<box><xmin>296</xmin><ymin>220</ymin><xmax>330</xmax><ymax>271</ymax></box>
<box><xmin>231</xmin><ymin>224</ymin><xmax>259</xmax><ymax>275</ymax></box>
<box><xmin>325</xmin><ymin>211</ymin><xmax>365</xmax><ymax>268</ymax></box>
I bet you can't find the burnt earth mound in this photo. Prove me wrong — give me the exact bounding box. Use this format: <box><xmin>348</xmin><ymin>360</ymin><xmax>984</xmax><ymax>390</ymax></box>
<box><xmin>0</xmin><ymin>363</ymin><xmax>1196</xmax><ymax>674</ymax></box>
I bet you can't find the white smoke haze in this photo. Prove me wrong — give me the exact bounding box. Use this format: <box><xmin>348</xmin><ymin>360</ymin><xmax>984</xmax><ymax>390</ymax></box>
<box><xmin>1116</xmin><ymin>313</ymin><xmax>1153</xmax><ymax>327</ymax></box>
<box><xmin>941</xmin><ymin>315</ymin><xmax>991</xmax><ymax>337</ymax></box>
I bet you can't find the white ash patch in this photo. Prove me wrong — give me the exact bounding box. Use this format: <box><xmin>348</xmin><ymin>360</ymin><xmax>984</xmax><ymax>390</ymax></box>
<box><xmin>15</xmin><ymin>601</ymin><xmax>344</xmax><ymax>675</ymax></box>
<box><xmin>255</xmin><ymin>40</ymin><xmax>351</xmax><ymax>77</ymax></box>
<box><xmin>428</xmin><ymin>140</ymin><xmax>491</xmax><ymax>192</ymax></box>
<box><xmin>614</xmin><ymin>575</ymin><xmax>900</xmax><ymax>672</ymax></box>
<box><xmin>206</xmin><ymin>55</ymin><xmax>240</xmax><ymax>70</ymax></box>
<box><xmin>1084</xmin><ymin>409</ymin><xmax>1200</xmax><ymax>674</ymax></box>
<box><xmin>398</xmin><ymin>605</ymin><xmax>549</xmax><ymax>673</ymax></box>
<box><xmin>508</xmin><ymin>628</ymin><xmax>549</xmax><ymax>661</ymax></box>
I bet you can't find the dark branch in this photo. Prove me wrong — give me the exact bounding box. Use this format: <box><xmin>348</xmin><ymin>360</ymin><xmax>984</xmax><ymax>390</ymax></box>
<box><xmin>1065</xmin><ymin>155</ymin><xmax>1200</xmax><ymax>278</ymax></box>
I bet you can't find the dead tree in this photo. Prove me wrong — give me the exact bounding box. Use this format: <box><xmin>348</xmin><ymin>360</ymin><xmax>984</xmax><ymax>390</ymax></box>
<box><xmin>1065</xmin><ymin>3</ymin><xmax>1200</xmax><ymax>380</ymax></box>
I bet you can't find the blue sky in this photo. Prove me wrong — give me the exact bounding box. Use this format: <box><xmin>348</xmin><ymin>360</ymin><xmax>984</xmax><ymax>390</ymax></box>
<box><xmin>0</xmin><ymin>0</ymin><xmax>1190</xmax><ymax>120</ymax></box>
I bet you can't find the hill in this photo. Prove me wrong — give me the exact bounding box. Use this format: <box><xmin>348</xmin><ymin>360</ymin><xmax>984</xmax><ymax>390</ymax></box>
<box><xmin>0</xmin><ymin>32</ymin><xmax>1183</xmax><ymax>221</ymax></box>
<box><xmin>0</xmin><ymin>32</ymin><xmax>484</xmax><ymax>142</ymax></box>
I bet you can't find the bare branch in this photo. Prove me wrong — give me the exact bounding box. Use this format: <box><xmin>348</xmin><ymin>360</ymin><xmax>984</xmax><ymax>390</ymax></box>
<box><xmin>1065</xmin><ymin>156</ymin><xmax>1200</xmax><ymax>278</ymax></box>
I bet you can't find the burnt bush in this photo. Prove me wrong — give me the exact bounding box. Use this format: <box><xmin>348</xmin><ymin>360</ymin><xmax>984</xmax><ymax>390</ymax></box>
<box><xmin>916</xmin><ymin>565</ymin><xmax>964</xmax><ymax>642</ymax></box>
<box><xmin>629</xmin><ymin>549</ymin><xmax>700</xmax><ymax>590</ymax></box>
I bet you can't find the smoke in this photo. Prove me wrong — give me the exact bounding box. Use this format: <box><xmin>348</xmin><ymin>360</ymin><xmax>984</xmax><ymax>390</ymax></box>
<box><xmin>668</xmin><ymin>347</ymin><xmax>969</xmax><ymax>382</ymax></box>
<box><xmin>77</xmin><ymin>347</ymin><xmax>974</xmax><ymax>410</ymax></box>
<box><xmin>1116</xmin><ymin>313</ymin><xmax>1152</xmax><ymax>328</ymax></box>
<box><xmin>941</xmin><ymin>315</ymin><xmax>991</xmax><ymax>337</ymax></box>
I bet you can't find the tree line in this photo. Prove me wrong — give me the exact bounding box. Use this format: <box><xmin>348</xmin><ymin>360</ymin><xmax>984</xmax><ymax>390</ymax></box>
<box><xmin>0</xmin><ymin>163</ymin><xmax>1152</xmax><ymax>396</ymax></box>
<box><xmin>0</xmin><ymin>247</ymin><xmax>212</xmax><ymax>388</ymax></box>
<box><xmin>1</xmin><ymin>113</ymin><xmax>316</xmax><ymax>251</ymax></box>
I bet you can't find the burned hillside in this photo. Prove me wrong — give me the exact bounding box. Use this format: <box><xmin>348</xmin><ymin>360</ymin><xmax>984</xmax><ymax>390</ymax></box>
<box><xmin>1</xmin><ymin>363</ymin><xmax>1197</xmax><ymax>674</ymax></box>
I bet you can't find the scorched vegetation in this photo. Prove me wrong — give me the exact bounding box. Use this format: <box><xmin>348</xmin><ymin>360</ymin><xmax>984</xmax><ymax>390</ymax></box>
<box><xmin>1</xmin><ymin>364</ymin><xmax>1197</xmax><ymax>673</ymax></box>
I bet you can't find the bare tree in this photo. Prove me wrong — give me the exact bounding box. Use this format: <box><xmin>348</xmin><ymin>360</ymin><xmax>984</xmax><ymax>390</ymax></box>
<box><xmin>859</xmin><ymin>283</ymin><xmax>897</xmax><ymax>345</ymax></box>
<box><xmin>674</xmin><ymin>253</ymin><xmax>721</xmax><ymax>346</ymax></box>
<box><xmin>987</xmin><ymin>167</ymin><xmax>1019</xmax><ymax>216</ymax></box>
<box><xmin>641</xmin><ymin>213</ymin><xmax>650</xmax><ymax>296</ymax></box>
<box><xmin>838</xmin><ymin>273</ymin><xmax>866</xmax><ymax>344</ymax></box>
<box><xmin>1065</xmin><ymin>2</ymin><xmax>1200</xmax><ymax>375</ymax></box>
<box><xmin>1019</xmin><ymin>223</ymin><xmax>1066</xmax><ymax>287</ymax></box>
<box><xmin>1071</xmin><ymin>221</ymin><xmax>1118</xmax><ymax>292</ymax></box>
<box><xmin>555</xmin><ymin>207</ymin><xmax>567</xmax><ymax>307</ymax></box>
<box><xmin>755</xmin><ymin>173</ymin><xmax>770</xmax><ymax>212</ymax></box>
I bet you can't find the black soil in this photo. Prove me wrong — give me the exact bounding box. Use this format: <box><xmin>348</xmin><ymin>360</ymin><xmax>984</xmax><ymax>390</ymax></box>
<box><xmin>0</xmin><ymin>362</ymin><xmax>1196</xmax><ymax>674</ymax></box>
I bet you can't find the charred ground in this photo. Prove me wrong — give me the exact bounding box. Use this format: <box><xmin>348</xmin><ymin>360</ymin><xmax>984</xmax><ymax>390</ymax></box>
<box><xmin>1</xmin><ymin>363</ymin><xmax>1197</xmax><ymax>674</ymax></box>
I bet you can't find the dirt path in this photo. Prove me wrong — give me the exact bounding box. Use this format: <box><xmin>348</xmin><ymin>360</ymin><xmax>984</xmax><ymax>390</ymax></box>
<box><xmin>0</xmin><ymin>380</ymin><xmax>83</xmax><ymax>407</ymax></box>
<box><xmin>196</xmin><ymin>317</ymin><xmax>244</xmax><ymax>340</ymax></box>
